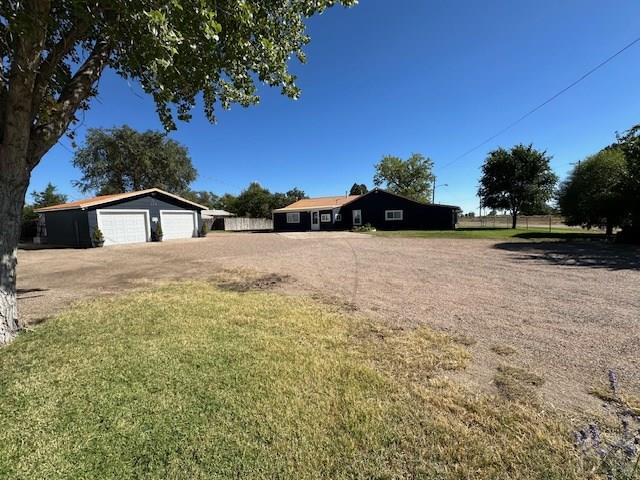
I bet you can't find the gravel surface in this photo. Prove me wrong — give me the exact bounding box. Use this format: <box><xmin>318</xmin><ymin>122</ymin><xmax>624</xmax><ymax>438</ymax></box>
<box><xmin>17</xmin><ymin>232</ymin><xmax>640</xmax><ymax>414</ymax></box>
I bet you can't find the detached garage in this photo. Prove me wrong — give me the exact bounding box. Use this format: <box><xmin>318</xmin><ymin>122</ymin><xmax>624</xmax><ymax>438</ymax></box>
<box><xmin>35</xmin><ymin>188</ymin><xmax>206</xmax><ymax>247</ymax></box>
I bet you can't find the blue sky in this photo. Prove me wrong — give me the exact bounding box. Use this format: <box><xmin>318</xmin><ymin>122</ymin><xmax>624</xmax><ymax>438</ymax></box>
<box><xmin>30</xmin><ymin>0</ymin><xmax>640</xmax><ymax>214</ymax></box>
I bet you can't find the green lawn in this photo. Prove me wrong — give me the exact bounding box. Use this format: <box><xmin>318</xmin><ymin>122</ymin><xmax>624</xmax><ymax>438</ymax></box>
<box><xmin>370</xmin><ymin>227</ymin><xmax>607</xmax><ymax>240</ymax></box>
<box><xmin>0</xmin><ymin>283</ymin><xmax>593</xmax><ymax>479</ymax></box>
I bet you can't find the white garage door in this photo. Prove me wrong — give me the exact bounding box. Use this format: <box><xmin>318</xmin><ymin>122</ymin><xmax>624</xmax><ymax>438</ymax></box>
<box><xmin>98</xmin><ymin>210</ymin><xmax>149</xmax><ymax>246</ymax></box>
<box><xmin>160</xmin><ymin>211</ymin><xmax>196</xmax><ymax>240</ymax></box>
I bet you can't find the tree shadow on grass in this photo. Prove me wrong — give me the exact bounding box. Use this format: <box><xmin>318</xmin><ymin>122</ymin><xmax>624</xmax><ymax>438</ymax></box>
<box><xmin>17</xmin><ymin>288</ymin><xmax>49</xmax><ymax>299</ymax></box>
<box><xmin>513</xmin><ymin>231</ymin><xmax>606</xmax><ymax>240</ymax></box>
<box><xmin>493</xmin><ymin>241</ymin><xmax>640</xmax><ymax>271</ymax></box>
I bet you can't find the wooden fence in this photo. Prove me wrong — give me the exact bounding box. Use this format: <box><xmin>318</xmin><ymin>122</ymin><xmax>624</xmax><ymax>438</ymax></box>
<box><xmin>223</xmin><ymin>217</ymin><xmax>273</xmax><ymax>231</ymax></box>
<box><xmin>457</xmin><ymin>215</ymin><xmax>595</xmax><ymax>230</ymax></box>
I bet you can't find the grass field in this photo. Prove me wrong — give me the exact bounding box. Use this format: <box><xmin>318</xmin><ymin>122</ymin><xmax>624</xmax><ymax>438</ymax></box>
<box><xmin>370</xmin><ymin>227</ymin><xmax>607</xmax><ymax>240</ymax></box>
<box><xmin>0</xmin><ymin>283</ymin><xmax>595</xmax><ymax>479</ymax></box>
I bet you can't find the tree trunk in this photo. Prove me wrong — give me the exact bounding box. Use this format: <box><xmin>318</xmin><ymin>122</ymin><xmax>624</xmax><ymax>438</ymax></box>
<box><xmin>511</xmin><ymin>211</ymin><xmax>517</xmax><ymax>229</ymax></box>
<box><xmin>0</xmin><ymin>174</ymin><xmax>29</xmax><ymax>344</ymax></box>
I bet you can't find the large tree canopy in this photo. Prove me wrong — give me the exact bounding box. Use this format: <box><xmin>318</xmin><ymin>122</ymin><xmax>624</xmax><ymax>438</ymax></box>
<box><xmin>373</xmin><ymin>153</ymin><xmax>433</xmax><ymax>203</ymax></box>
<box><xmin>73</xmin><ymin>126</ymin><xmax>197</xmax><ymax>194</ymax></box>
<box><xmin>557</xmin><ymin>149</ymin><xmax>627</xmax><ymax>235</ymax></box>
<box><xmin>615</xmin><ymin>124</ymin><xmax>640</xmax><ymax>241</ymax></box>
<box><xmin>478</xmin><ymin>144</ymin><xmax>557</xmax><ymax>229</ymax></box>
<box><xmin>230</xmin><ymin>183</ymin><xmax>307</xmax><ymax>218</ymax></box>
<box><xmin>0</xmin><ymin>0</ymin><xmax>356</xmax><ymax>344</ymax></box>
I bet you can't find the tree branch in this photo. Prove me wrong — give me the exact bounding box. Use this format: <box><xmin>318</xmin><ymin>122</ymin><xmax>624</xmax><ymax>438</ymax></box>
<box><xmin>31</xmin><ymin>19</ymin><xmax>90</xmax><ymax>120</ymax></box>
<box><xmin>28</xmin><ymin>40</ymin><xmax>110</xmax><ymax>165</ymax></box>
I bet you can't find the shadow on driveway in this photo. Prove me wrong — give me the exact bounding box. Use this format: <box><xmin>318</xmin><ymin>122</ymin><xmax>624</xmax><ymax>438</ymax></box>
<box><xmin>493</xmin><ymin>241</ymin><xmax>640</xmax><ymax>271</ymax></box>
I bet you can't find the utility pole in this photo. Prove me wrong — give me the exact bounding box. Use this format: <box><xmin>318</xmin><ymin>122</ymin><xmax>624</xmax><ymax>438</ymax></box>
<box><xmin>431</xmin><ymin>175</ymin><xmax>448</xmax><ymax>204</ymax></box>
<box><xmin>432</xmin><ymin>176</ymin><xmax>436</xmax><ymax>204</ymax></box>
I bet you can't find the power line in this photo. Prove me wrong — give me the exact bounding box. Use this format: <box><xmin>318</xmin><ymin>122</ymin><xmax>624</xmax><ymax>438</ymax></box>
<box><xmin>441</xmin><ymin>34</ymin><xmax>640</xmax><ymax>170</ymax></box>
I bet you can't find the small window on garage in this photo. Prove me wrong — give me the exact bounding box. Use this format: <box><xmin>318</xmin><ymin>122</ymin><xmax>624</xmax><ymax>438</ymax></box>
<box><xmin>320</xmin><ymin>213</ymin><xmax>331</xmax><ymax>222</ymax></box>
<box><xmin>385</xmin><ymin>210</ymin><xmax>403</xmax><ymax>221</ymax></box>
<box><xmin>334</xmin><ymin>213</ymin><xmax>342</xmax><ymax>222</ymax></box>
<box><xmin>286</xmin><ymin>212</ymin><xmax>300</xmax><ymax>223</ymax></box>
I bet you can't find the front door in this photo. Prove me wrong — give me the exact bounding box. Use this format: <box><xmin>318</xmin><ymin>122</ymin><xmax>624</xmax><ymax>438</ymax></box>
<box><xmin>310</xmin><ymin>210</ymin><xmax>320</xmax><ymax>230</ymax></box>
<box><xmin>352</xmin><ymin>209</ymin><xmax>362</xmax><ymax>227</ymax></box>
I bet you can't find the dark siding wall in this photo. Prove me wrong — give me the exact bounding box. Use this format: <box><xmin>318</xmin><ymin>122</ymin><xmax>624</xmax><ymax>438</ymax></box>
<box><xmin>43</xmin><ymin>210</ymin><xmax>91</xmax><ymax>247</ymax></box>
<box><xmin>319</xmin><ymin>209</ymin><xmax>334</xmax><ymax>231</ymax></box>
<box><xmin>87</xmin><ymin>194</ymin><xmax>202</xmax><ymax>236</ymax></box>
<box><xmin>273</xmin><ymin>211</ymin><xmax>311</xmax><ymax>231</ymax></box>
<box><xmin>335</xmin><ymin>190</ymin><xmax>457</xmax><ymax>230</ymax></box>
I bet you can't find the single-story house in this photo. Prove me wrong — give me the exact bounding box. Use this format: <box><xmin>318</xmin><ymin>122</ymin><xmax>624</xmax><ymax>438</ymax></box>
<box><xmin>35</xmin><ymin>188</ymin><xmax>207</xmax><ymax>247</ymax></box>
<box><xmin>272</xmin><ymin>188</ymin><xmax>458</xmax><ymax>232</ymax></box>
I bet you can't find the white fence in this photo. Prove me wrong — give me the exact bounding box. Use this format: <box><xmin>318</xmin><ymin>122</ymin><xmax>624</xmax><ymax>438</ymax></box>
<box><xmin>223</xmin><ymin>217</ymin><xmax>273</xmax><ymax>231</ymax></box>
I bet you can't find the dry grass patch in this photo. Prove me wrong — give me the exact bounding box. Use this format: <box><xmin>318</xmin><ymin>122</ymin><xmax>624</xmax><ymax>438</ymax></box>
<box><xmin>495</xmin><ymin>365</ymin><xmax>545</xmax><ymax>402</ymax></box>
<box><xmin>352</xmin><ymin>322</ymin><xmax>470</xmax><ymax>385</ymax></box>
<box><xmin>0</xmin><ymin>282</ymin><xmax>593</xmax><ymax>479</ymax></box>
<box><xmin>451</xmin><ymin>333</ymin><xmax>477</xmax><ymax>346</ymax></box>
<box><xmin>589</xmin><ymin>386</ymin><xmax>640</xmax><ymax>417</ymax></box>
<box><xmin>491</xmin><ymin>344</ymin><xmax>518</xmax><ymax>356</ymax></box>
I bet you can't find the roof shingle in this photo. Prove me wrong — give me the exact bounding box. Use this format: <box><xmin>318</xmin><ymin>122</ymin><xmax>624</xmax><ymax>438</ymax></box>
<box><xmin>34</xmin><ymin>188</ymin><xmax>207</xmax><ymax>213</ymax></box>
<box><xmin>273</xmin><ymin>195</ymin><xmax>360</xmax><ymax>212</ymax></box>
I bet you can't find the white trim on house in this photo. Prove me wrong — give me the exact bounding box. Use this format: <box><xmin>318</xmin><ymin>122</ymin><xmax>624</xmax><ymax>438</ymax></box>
<box><xmin>352</xmin><ymin>209</ymin><xmax>362</xmax><ymax>226</ymax></box>
<box><xmin>310</xmin><ymin>210</ymin><xmax>320</xmax><ymax>230</ymax></box>
<box><xmin>96</xmin><ymin>209</ymin><xmax>151</xmax><ymax>246</ymax></box>
<box><xmin>159</xmin><ymin>209</ymin><xmax>198</xmax><ymax>240</ymax></box>
<box><xmin>385</xmin><ymin>210</ymin><xmax>404</xmax><ymax>221</ymax></box>
<box><xmin>286</xmin><ymin>212</ymin><xmax>301</xmax><ymax>223</ymax></box>
<box><xmin>320</xmin><ymin>213</ymin><xmax>331</xmax><ymax>223</ymax></box>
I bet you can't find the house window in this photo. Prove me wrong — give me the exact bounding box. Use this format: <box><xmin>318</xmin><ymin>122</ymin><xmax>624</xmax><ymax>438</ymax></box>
<box><xmin>334</xmin><ymin>213</ymin><xmax>342</xmax><ymax>222</ymax></box>
<box><xmin>385</xmin><ymin>210</ymin><xmax>403</xmax><ymax>221</ymax></box>
<box><xmin>320</xmin><ymin>213</ymin><xmax>331</xmax><ymax>223</ymax></box>
<box><xmin>286</xmin><ymin>212</ymin><xmax>300</xmax><ymax>223</ymax></box>
<box><xmin>352</xmin><ymin>209</ymin><xmax>362</xmax><ymax>226</ymax></box>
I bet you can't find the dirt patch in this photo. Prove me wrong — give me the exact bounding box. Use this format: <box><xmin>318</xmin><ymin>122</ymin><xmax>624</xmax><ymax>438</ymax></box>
<box><xmin>216</xmin><ymin>271</ymin><xmax>292</xmax><ymax>293</ymax></box>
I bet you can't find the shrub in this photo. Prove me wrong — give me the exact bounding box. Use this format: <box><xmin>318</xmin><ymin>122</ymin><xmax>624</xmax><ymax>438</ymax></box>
<box><xmin>92</xmin><ymin>227</ymin><xmax>104</xmax><ymax>247</ymax></box>
<box><xmin>352</xmin><ymin>223</ymin><xmax>376</xmax><ymax>232</ymax></box>
<box><xmin>154</xmin><ymin>223</ymin><xmax>163</xmax><ymax>242</ymax></box>
<box><xmin>199</xmin><ymin>221</ymin><xmax>209</xmax><ymax>237</ymax></box>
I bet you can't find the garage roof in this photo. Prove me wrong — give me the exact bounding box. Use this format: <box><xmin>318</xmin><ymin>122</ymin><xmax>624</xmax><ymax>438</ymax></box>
<box><xmin>34</xmin><ymin>188</ymin><xmax>208</xmax><ymax>213</ymax></box>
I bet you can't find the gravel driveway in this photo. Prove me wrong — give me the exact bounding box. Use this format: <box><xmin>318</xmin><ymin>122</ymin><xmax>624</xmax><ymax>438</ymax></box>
<box><xmin>17</xmin><ymin>232</ymin><xmax>640</xmax><ymax>414</ymax></box>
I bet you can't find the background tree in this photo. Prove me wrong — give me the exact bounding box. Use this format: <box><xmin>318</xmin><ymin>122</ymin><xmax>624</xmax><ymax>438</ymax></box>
<box><xmin>478</xmin><ymin>144</ymin><xmax>557</xmax><ymax>229</ymax></box>
<box><xmin>373</xmin><ymin>153</ymin><xmax>433</xmax><ymax>203</ymax></box>
<box><xmin>73</xmin><ymin>126</ymin><xmax>197</xmax><ymax>194</ymax></box>
<box><xmin>0</xmin><ymin>0</ymin><xmax>354</xmax><ymax>342</ymax></box>
<box><xmin>233</xmin><ymin>182</ymin><xmax>274</xmax><ymax>218</ymax></box>
<box><xmin>270</xmin><ymin>187</ymin><xmax>308</xmax><ymax>210</ymax></box>
<box><xmin>349</xmin><ymin>183</ymin><xmax>368</xmax><ymax>195</ymax></box>
<box><xmin>615</xmin><ymin>124</ymin><xmax>640</xmax><ymax>241</ymax></box>
<box><xmin>22</xmin><ymin>182</ymin><xmax>68</xmax><ymax>224</ymax></box>
<box><xmin>180</xmin><ymin>191</ymin><xmax>220</xmax><ymax>209</ymax></box>
<box><xmin>557</xmin><ymin>149</ymin><xmax>627</xmax><ymax>235</ymax></box>
<box><xmin>215</xmin><ymin>193</ymin><xmax>239</xmax><ymax>213</ymax></box>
